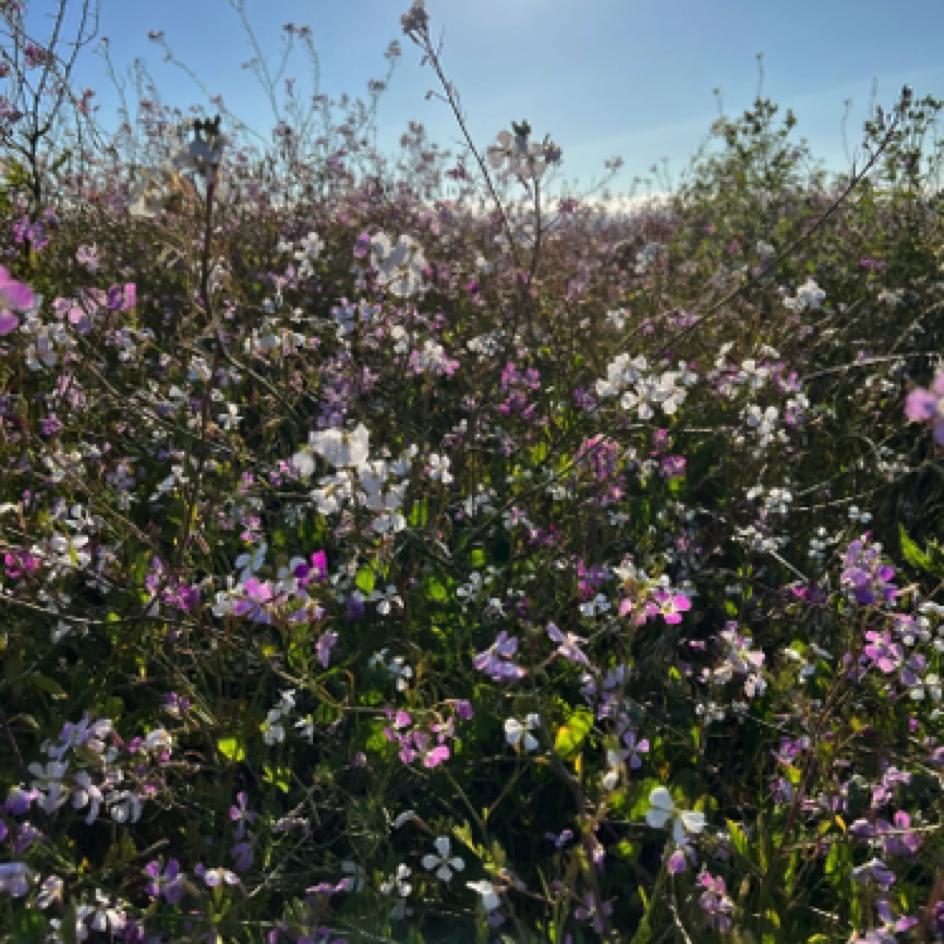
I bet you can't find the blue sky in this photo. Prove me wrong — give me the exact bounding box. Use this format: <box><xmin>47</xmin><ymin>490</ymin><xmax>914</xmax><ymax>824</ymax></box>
<box><xmin>21</xmin><ymin>0</ymin><xmax>944</xmax><ymax>207</ymax></box>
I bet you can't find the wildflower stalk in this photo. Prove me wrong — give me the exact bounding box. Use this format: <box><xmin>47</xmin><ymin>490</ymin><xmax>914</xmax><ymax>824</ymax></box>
<box><xmin>399</xmin><ymin>4</ymin><xmax>537</xmax><ymax>343</ymax></box>
<box><xmin>175</xmin><ymin>164</ymin><xmax>221</xmax><ymax>570</ymax></box>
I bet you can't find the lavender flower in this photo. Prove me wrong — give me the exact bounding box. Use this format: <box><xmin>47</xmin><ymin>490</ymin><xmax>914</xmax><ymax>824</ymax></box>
<box><xmin>904</xmin><ymin>371</ymin><xmax>944</xmax><ymax>445</ymax></box>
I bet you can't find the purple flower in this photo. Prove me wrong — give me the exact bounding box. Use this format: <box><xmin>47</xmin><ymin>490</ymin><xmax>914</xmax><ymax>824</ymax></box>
<box><xmin>666</xmin><ymin>839</ymin><xmax>699</xmax><ymax>874</ymax></box>
<box><xmin>876</xmin><ymin>811</ymin><xmax>921</xmax><ymax>857</ymax></box>
<box><xmin>622</xmin><ymin>730</ymin><xmax>650</xmax><ymax>769</ymax></box>
<box><xmin>346</xmin><ymin>593</ymin><xmax>366</xmax><ymax>620</ymax></box>
<box><xmin>234</xmin><ymin>577</ymin><xmax>274</xmax><ymax>623</ymax></box>
<box><xmin>316</xmin><ymin>631</ymin><xmax>338</xmax><ymax>668</ymax></box>
<box><xmin>546</xmin><ymin>622</ymin><xmax>590</xmax><ymax>666</ymax></box>
<box><xmin>852</xmin><ymin>857</ymin><xmax>896</xmax><ymax>890</ymax></box>
<box><xmin>851</xmin><ymin>899</ymin><xmax>919</xmax><ymax>944</ymax></box>
<box><xmin>474</xmin><ymin>631</ymin><xmax>526</xmax><ymax>681</ymax></box>
<box><xmin>0</xmin><ymin>862</ymin><xmax>33</xmax><ymax>897</ymax></box>
<box><xmin>231</xmin><ymin>841</ymin><xmax>253</xmax><ymax>872</ymax></box>
<box><xmin>230</xmin><ymin>791</ymin><xmax>256</xmax><ymax>840</ymax></box>
<box><xmin>863</xmin><ymin>631</ymin><xmax>903</xmax><ymax>674</ymax></box>
<box><xmin>5</xmin><ymin>788</ymin><xmax>36</xmax><ymax>817</ymax></box>
<box><xmin>545</xmin><ymin>829</ymin><xmax>574</xmax><ymax>850</ymax></box>
<box><xmin>144</xmin><ymin>859</ymin><xmax>185</xmax><ymax>904</ymax></box>
<box><xmin>842</xmin><ymin>538</ymin><xmax>897</xmax><ymax>605</ymax></box>
<box><xmin>574</xmin><ymin>891</ymin><xmax>614</xmax><ymax>934</ymax></box>
<box><xmin>932</xmin><ymin>901</ymin><xmax>944</xmax><ymax>938</ymax></box>
<box><xmin>452</xmin><ymin>700</ymin><xmax>474</xmax><ymax>720</ymax></box>
<box><xmin>698</xmin><ymin>871</ymin><xmax>734</xmax><ymax>932</ymax></box>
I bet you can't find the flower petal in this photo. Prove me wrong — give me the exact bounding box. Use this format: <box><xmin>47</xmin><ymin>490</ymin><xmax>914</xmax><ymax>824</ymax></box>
<box><xmin>646</xmin><ymin>808</ymin><xmax>672</xmax><ymax>829</ymax></box>
<box><xmin>649</xmin><ymin>787</ymin><xmax>675</xmax><ymax>811</ymax></box>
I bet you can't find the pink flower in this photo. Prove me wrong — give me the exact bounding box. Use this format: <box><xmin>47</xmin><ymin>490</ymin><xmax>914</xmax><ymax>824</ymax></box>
<box><xmin>0</xmin><ymin>265</ymin><xmax>36</xmax><ymax>335</ymax></box>
<box><xmin>905</xmin><ymin>372</ymin><xmax>944</xmax><ymax>445</ymax></box>
<box><xmin>647</xmin><ymin>590</ymin><xmax>692</xmax><ymax>625</ymax></box>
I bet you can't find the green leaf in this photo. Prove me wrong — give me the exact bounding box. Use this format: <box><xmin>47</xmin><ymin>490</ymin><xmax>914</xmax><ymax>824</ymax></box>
<box><xmin>554</xmin><ymin>707</ymin><xmax>593</xmax><ymax>760</ymax></box>
<box><xmin>900</xmin><ymin>525</ymin><xmax>944</xmax><ymax>576</ymax></box>
<box><xmin>727</xmin><ymin>820</ymin><xmax>751</xmax><ymax>861</ymax></box>
<box><xmin>425</xmin><ymin>575</ymin><xmax>448</xmax><ymax>601</ymax></box>
<box><xmin>355</xmin><ymin>566</ymin><xmax>376</xmax><ymax>595</ymax></box>
<box><xmin>365</xmin><ymin>719</ymin><xmax>393</xmax><ymax>755</ymax></box>
<box><xmin>29</xmin><ymin>674</ymin><xmax>67</xmax><ymax>698</ymax></box>
<box><xmin>900</xmin><ymin>524</ymin><xmax>931</xmax><ymax>570</ymax></box>
<box><xmin>408</xmin><ymin>500</ymin><xmax>429</xmax><ymax>527</ymax></box>
<box><xmin>825</xmin><ymin>840</ymin><xmax>851</xmax><ymax>891</ymax></box>
<box><xmin>217</xmin><ymin>737</ymin><xmax>246</xmax><ymax>763</ymax></box>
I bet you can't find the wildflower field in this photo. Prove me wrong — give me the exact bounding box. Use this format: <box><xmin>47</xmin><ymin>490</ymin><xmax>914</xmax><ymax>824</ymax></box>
<box><xmin>1</xmin><ymin>1</ymin><xmax>944</xmax><ymax>941</ymax></box>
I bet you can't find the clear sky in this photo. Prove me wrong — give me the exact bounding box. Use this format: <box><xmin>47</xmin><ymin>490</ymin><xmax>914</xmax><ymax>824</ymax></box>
<box><xmin>18</xmin><ymin>0</ymin><xmax>944</xmax><ymax>208</ymax></box>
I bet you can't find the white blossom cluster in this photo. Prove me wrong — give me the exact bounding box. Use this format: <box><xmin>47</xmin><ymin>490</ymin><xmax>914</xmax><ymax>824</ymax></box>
<box><xmin>243</xmin><ymin>316</ymin><xmax>310</xmax><ymax>360</ymax></box>
<box><xmin>291</xmin><ymin>423</ymin><xmax>418</xmax><ymax>535</ymax></box>
<box><xmin>782</xmin><ymin>277</ymin><xmax>827</xmax><ymax>312</ymax></box>
<box><xmin>486</xmin><ymin>125</ymin><xmax>562</xmax><ymax>182</ymax></box>
<box><xmin>594</xmin><ymin>353</ymin><xmax>696</xmax><ymax>419</ymax></box>
<box><xmin>277</xmin><ymin>230</ymin><xmax>326</xmax><ymax>280</ymax></box>
<box><xmin>369</xmin><ymin>232</ymin><xmax>430</xmax><ymax>298</ymax></box>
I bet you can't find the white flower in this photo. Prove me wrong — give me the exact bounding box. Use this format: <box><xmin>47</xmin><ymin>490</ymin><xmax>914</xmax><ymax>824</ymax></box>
<box><xmin>262</xmin><ymin>710</ymin><xmax>286</xmax><ymax>745</ymax></box>
<box><xmin>784</xmin><ymin>278</ymin><xmax>826</xmax><ymax>312</ymax></box>
<box><xmin>467</xmin><ymin>879</ymin><xmax>501</xmax><ymax>912</ymax></box>
<box><xmin>505</xmin><ymin>714</ymin><xmax>541</xmax><ymax>753</ymax></box>
<box><xmin>72</xmin><ymin>772</ymin><xmax>104</xmax><ymax>825</ymax></box>
<box><xmin>370</xmin><ymin>233</ymin><xmax>429</xmax><ymax>298</ymax></box>
<box><xmin>579</xmin><ymin>593</ymin><xmax>611</xmax><ymax>618</ymax></box>
<box><xmin>308</xmin><ymin>423</ymin><xmax>371</xmax><ymax>469</ymax></box>
<box><xmin>380</xmin><ymin>864</ymin><xmax>413</xmax><ymax>920</ymax></box>
<box><xmin>278</xmin><ymin>689</ymin><xmax>297</xmax><ymax>713</ymax></box>
<box><xmin>35</xmin><ymin>875</ymin><xmax>63</xmax><ymax>909</ymax></box>
<box><xmin>428</xmin><ymin>453</ymin><xmax>453</xmax><ymax>484</ymax></box>
<box><xmin>388</xmin><ymin>656</ymin><xmax>413</xmax><ymax>691</ymax></box>
<box><xmin>368</xmin><ymin>648</ymin><xmax>389</xmax><ymax>669</ymax></box>
<box><xmin>422</xmin><ymin>837</ymin><xmax>466</xmax><ymax>882</ymax></box>
<box><xmin>217</xmin><ymin>403</ymin><xmax>241</xmax><ymax>430</ymax></box>
<box><xmin>737</xmin><ymin>359</ymin><xmax>769</xmax><ymax>391</ymax></box>
<box><xmin>909</xmin><ymin>673</ymin><xmax>942</xmax><ymax>703</ymax></box>
<box><xmin>29</xmin><ymin>759</ymin><xmax>70</xmax><ymax>814</ymax></box>
<box><xmin>369</xmin><ymin>585</ymin><xmax>403</xmax><ymax>615</ymax></box>
<box><xmin>457</xmin><ymin>572</ymin><xmax>485</xmax><ymax>601</ymax></box>
<box><xmin>645</xmin><ymin>786</ymin><xmax>706</xmax><ymax>843</ymax></box>
<box><xmin>296</xmin><ymin>231</ymin><xmax>325</xmax><ymax>260</ymax></box>
<box><xmin>172</xmin><ymin>137</ymin><xmax>223</xmax><ymax>176</ymax></box>
<box><xmin>145</xmin><ymin>728</ymin><xmax>173</xmax><ymax>755</ymax></box>
<box><xmin>606</xmin><ymin>309</ymin><xmax>627</xmax><ymax>330</ymax></box>
<box><xmin>295</xmin><ymin>715</ymin><xmax>314</xmax><ymax>742</ymax></box>
<box><xmin>108</xmin><ymin>790</ymin><xmax>142</xmax><ymax>824</ymax></box>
